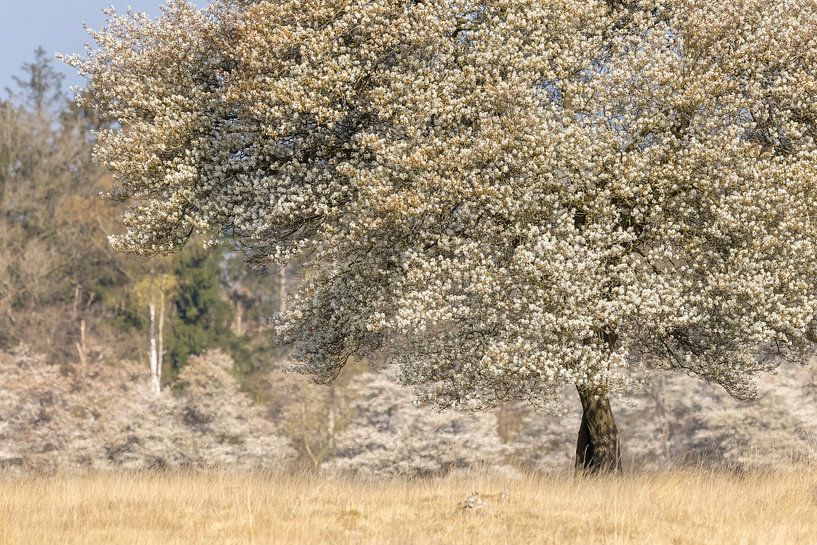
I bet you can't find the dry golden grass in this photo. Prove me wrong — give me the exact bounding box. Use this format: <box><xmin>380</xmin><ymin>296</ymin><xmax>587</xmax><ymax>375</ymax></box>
<box><xmin>1</xmin><ymin>469</ymin><xmax>816</xmax><ymax>545</ymax></box>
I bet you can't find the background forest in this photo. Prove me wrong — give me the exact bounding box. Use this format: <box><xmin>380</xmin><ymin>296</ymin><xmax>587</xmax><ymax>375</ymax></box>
<box><xmin>2</xmin><ymin>51</ymin><xmax>817</xmax><ymax>476</ymax></box>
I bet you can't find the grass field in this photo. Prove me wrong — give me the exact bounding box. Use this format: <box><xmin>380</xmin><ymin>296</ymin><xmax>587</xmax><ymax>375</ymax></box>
<box><xmin>1</xmin><ymin>469</ymin><xmax>815</xmax><ymax>544</ymax></box>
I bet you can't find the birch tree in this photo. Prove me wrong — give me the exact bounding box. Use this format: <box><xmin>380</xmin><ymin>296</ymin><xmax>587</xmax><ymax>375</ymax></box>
<box><xmin>69</xmin><ymin>0</ymin><xmax>817</xmax><ymax>471</ymax></box>
<box><xmin>134</xmin><ymin>272</ymin><xmax>178</xmax><ymax>394</ymax></box>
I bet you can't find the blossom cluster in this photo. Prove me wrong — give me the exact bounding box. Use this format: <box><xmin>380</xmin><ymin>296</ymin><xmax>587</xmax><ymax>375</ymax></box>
<box><xmin>68</xmin><ymin>0</ymin><xmax>817</xmax><ymax>409</ymax></box>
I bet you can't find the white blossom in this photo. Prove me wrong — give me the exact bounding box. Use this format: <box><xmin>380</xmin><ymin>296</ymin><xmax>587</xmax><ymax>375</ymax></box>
<box><xmin>68</xmin><ymin>0</ymin><xmax>817</xmax><ymax>409</ymax></box>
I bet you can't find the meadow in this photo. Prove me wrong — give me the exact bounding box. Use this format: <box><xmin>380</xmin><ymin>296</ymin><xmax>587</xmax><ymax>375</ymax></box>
<box><xmin>1</xmin><ymin>469</ymin><xmax>815</xmax><ymax>545</ymax></box>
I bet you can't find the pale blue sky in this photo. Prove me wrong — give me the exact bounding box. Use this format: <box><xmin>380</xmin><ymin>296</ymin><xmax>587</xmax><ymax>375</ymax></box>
<box><xmin>0</xmin><ymin>1</ymin><xmax>204</xmax><ymax>96</ymax></box>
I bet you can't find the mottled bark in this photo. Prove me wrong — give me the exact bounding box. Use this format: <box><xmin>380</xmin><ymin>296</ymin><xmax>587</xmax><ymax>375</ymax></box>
<box><xmin>575</xmin><ymin>386</ymin><xmax>621</xmax><ymax>473</ymax></box>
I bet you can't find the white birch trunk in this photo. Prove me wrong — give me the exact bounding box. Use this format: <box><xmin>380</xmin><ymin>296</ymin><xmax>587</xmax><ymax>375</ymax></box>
<box><xmin>149</xmin><ymin>302</ymin><xmax>160</xmax><ymax>394</ymax></box>
<box><xmin>157</xmin><ymin>277</ymin><xmax>165</xmax><ymax>390</ymax></box>
<box><xmin>279</xmin><ymin>266</ymin><xmax>288</xmax><ymax>314</ymax></box>
<box><xmin>327</xmin><ymin>384</ymin><xmax>336</xmax><ymax>452</ymax></box>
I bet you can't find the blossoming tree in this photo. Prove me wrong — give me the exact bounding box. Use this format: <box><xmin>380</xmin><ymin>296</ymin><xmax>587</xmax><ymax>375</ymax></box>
<box><xmin>68</xmin><ymin>0</ymin><xmax>817</xmax><ymax>471</ymax></box>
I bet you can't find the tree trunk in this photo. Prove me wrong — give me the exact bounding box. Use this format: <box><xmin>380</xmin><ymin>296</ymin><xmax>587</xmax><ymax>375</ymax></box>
<box><xmin>75</xmin><ymin>319</ymin><xmax>88</xmax><ymax>367</ymax></box>
<box><xmin>327</xmin><ymin>383</ymin><xmax>336</xmax><ymax>453</ymax></box>
<box><xmin>575</xmin><ymin>386</ymin><xmax>621</xmax><ymax>473</ymax></box>
<box><xmin>231</xmin><ymin>297</ymin><xmax>244</xmax><ymax>336</ymax></box>
<box><xmin>157</xmin><ymin>280</ymin><xmax>165</xmax><ymax>392</ymax></box>
<box><xmin>279</xmin><ymin>266</ymin><xmax>288</xmax><ymax>314</ymax></box>
<box><xmin>149</xmin><ymin>302</ymin><xmax>160</xmax><ymax>395</ymax></box>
